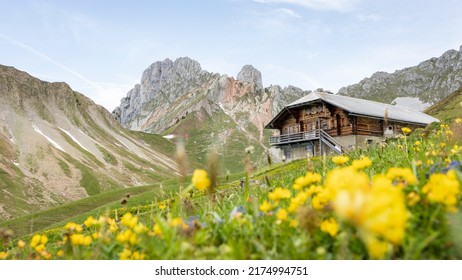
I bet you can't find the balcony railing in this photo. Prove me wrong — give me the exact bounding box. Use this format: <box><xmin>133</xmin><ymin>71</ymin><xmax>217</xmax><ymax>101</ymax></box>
<box><xmin>269</xmin><ymin>129</ymin><xmax>343</xmax><ymax>154</ymax></box>
<box><xmin>269</xmin><ymin>130</ymin><xmax>319</xmax><ymax>145</ymax></box>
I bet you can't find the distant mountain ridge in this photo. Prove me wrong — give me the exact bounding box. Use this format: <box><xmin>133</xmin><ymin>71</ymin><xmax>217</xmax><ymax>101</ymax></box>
<box><xmin>338</xmin><ymin>46</ymin><xmax>462</xmax><ymax>105</ymax></box>
<box><xmin>113</xmin><ymin>57</ymin><xmax>309</xmax><ymax>172</ymax></box>
<box><xmin>0</xmin><ymin>65</ymin><xmax>178</xmax><ymax>220</ymax></box>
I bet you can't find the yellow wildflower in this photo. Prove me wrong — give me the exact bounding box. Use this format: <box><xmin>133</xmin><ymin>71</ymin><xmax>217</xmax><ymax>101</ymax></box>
<box><xmin>30</xmin><ymin>234</ymin><xmax>48</xmax><ymax>249</ymax></box>
<box><xmin>40</xmin><ymin>235</ymin><xmax>48</xmax><ymax>245</ymax></box>
<box><xmin>422</xmin><ymin>170</ymin><xmax>460</xmax><ymax>212</ymax></box>
<box><xmin>153</xmin><ymin>224</ymin><xmax>163</xmax><ymax>237</ymax></box>
<box><xmin>451</xmin><ymin>145</ymin><xmax>462</xmax><ymax>154</ymax></box>
<box><xmin>131</xmin><ymin>251</ymin><xmax>146</xmax><ymax>260</ymax></box>
<box><xmin>414</xmin><ymin>140</ymin><xmax>421</xmax><ymax>146</ymax></box>
<box><xmin>289</xmin><ymin>219</ymin><xmax>299</xmax><ymax>228</ymax></box>
<box><xmin>70</xmin><ymin>234</ymin><xmax>92</xmax><ymax>246</ymax></box>
<box><xmin>320</xmin><ymin>218</ymin><xmax>339</xmax><ymax>237</ymax></box>
<box><xmin>324</xmin><ymin>166</ymin><xmax>369</xmax><ymax>198</ymax></box>
<box><xmin>34</xmin><ymin>244</ymin><xmax>45</xmax><ymax>252</ymax></box>
<box><xmin>351</xmin><ymin>157</ymin><xmax>372</xmax><ymax>170</ymax></box>
<box><xmin>57</xmin><ymin>250</ymin><xmax>64</xmax><ymax>257</ymax></box>
<box><xmin>332</xmin><ymin>156</ymin><xmax>349</xmax><ymax>165</ymax></box>
<box><xmin>276</xmin><ymin>208</ymin><xmax>288</xmax><ymax>221</ymax></box>
<box><xmin>401</xmin><ymin>127</ymin><xmax>412</xmax><ymax>135</ymax></box>
<box><xmin>121</xmin><ymin>212</ymin><xmax>138</xmax><ymax>229</ymax></box>
<box><xmin>159</xmin><ymin>204</ymin><xmax>167</xmax><ymax>210</ymax></box>
<box><xmin>192</xmin><ymin>169</ymin><xmax>211</xmax><ymax>191</ymax></box>
<box><xmin>259</xmin><ymin>200</ymin><xmax>274</xmax><ymax>212</ymax></box>
<box><xmin>107</xmin><ymin>218</ymin><xmax>118</xmax><ymax>233</ymax></box>
<box><xmin>134</xmin><ymin>223</ymin><xmax>148</xmax><ymax>234</ymax></box>
<box><xmin>406</xmin><ymin>192</ymin><xmax>420</xmax><ymax>206</ymax></box>
<box><xmin>92</xmin><ymin>232</ymin><xmax>102</xmax><ymax>240</ymax></box>
<box><xmin>287</xmin><ymin>191</ymin><xmax>310</xmax><ymax>212</ymax></box>
<box><xmin>84</xmin><ymin>216</ymin><xmax>98</xmax><ymax>227</ymax></box>
<box><xmin>386</xmin><ymin>167</ymin><xmax>417</xmax><ymax>185</ymax></box>
<box><xmin>426</xmin><ymin>159</ymin><xmax>434</xmax><ymax>165</ymax></box>
<box><xmin>292</xmin><ymin>172</ymin><xmax>321</xmax><ymax>190</ymax></box>
<box><xmin>455</xmin><ymin>118</ymin><xmax>462</xmax><ymax>124</ymax></box>
<box><xmin>64</xmin><ymin>222</ymin><xmax>83</xmax><ymax>233</ymax></box>
<box><xmin>364</xmin><ymin>235</ymin><xmax>390</xmax><ymax>259</ymax></box>
<box><xmin>268</xmin><ymin>187</ymin><xmax>292</xmax><ymax>202</ymax></box>
<box><xmin>330</xmin><ymin>167</ymin><xmax>408</xmax><ymax>253</ymax></box>
<box><xmin>311</xmin><ymin>190</ymin><xmax>330</xmax><ymax>210</ymax></box>
<box><xmin>119</xmin><ymin>248</ymin><xmax>132</xmax><ymax>260</ymax></box>
<box><xmin>170</xmin><ymin>217</ymin><xmax>188</xmax><ymax>230</ymax></box>
<box><xmin>17</xmin><ymin>239</ymin><xmax>26</xmax><ymax>249</ymax></box>
<box><xmin>30</xmin><ymin>235</ymin><xmax>41</xmax><ymax>248</ymax></box>
<box><xmin>0</xmin><ymin>252</ymin><xmax>8</xmax><ymax>260</ymax></box>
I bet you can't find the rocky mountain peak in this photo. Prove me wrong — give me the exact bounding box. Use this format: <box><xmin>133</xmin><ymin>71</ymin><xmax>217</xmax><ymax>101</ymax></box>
<box><xmin>237</xmin><ymin>64</ymin><xmax>263</xmax><ymax>91</ymax></box>
<box><xmin>338</xmin><ymin>46</ymin><xmax>462</xmax><ymax>105</ymax></box>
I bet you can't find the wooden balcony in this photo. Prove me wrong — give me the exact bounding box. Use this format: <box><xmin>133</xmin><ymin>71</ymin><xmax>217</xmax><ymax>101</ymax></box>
<box><xmin>269</xmin><ymin>129</ymin><xmax>343</xmax><ymax>154</ymax></box>
<box><xmin>269</xmin><ymin>130</ymin><xmax>319</xmax><ymax>145</ymax></box>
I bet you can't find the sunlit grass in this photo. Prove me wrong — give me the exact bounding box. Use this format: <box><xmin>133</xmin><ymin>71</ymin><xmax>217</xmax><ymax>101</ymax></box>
<box><xmin>1</xmin><ymin>121</ymin><xmax>461</xmax><ymax>260</ymax></box>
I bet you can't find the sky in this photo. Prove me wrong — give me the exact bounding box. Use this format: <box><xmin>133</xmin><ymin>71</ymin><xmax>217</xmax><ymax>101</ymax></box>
<box><xmin>1</xmin><ymin>0</ymin><xmax>461</xmax><ymax>111</ymax></box>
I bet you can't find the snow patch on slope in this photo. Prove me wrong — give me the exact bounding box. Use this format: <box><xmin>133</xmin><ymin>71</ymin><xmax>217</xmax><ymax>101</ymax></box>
<box><xmin>32</xmin><ymin>124</ymin><xmax>65</xmax><ymax>152</ymax></box>
<box><xmin>59</xmin><ymin>127</ymin><xmax>92</xmax><ymax>154</ymax></box>
<box><xmin>163</xmin><ymin>134</ymin><xmax>176</xmax><ymax>139</ymax></box>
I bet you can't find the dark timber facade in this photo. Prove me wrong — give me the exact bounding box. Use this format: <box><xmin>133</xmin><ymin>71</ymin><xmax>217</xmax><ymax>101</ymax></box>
<box><xmin>265</xmin><ymin>91</ymin><xmax>439</xmax><ymax>161</ymax></box>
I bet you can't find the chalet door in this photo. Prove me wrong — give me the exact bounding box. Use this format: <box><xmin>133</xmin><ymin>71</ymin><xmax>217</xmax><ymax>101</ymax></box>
<box><xmin>336</xmin><ymin>114</ymin><xmax>341</xmax><ymax>136</ymax></box>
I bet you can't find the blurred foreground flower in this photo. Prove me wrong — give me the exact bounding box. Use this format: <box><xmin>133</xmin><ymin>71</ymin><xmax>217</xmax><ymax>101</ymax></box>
<box><xmin>192</xmin><ymin>169</ymin><xmax>211</xmax><ymax>191</ymax></box>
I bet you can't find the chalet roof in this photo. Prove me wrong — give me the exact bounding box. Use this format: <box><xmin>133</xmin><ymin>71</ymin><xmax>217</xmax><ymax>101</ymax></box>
<box><xmin>266</xmin><ymin>91</ymin><xmax>439</xmax><ymax>128</ymax></box>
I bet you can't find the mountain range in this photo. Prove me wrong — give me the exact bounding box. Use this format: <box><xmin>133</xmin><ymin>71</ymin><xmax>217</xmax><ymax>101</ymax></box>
<box><xmin>0</xmin><ymin>65</ymin><xmax>178</xmax><ymax>220</ymax></box>
<box><xmin>338</xmin><ymin>46</ymin><xmax>462</xmax><ymax>105</ymax></box>
<box><xmin>112</xmin><ymin>57</ymin><xmax>309</xmax><ymax>173</ymax></box>
<box><xmin>1</xmin><ymin>45</ymin><xmax>461</xmax><ymax>220</ymax></box>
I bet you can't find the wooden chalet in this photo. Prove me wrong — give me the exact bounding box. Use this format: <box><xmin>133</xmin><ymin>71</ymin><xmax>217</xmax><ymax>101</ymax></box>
<box><xmin>265</xmin><ymin>90</ymin><xmax>439</xmax><ymax>161</ymax></box>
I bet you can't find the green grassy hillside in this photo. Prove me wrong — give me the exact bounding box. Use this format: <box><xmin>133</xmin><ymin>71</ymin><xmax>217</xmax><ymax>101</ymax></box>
<box><xmin>165</xmin><ymin>108</ymin><xmax>268</xmax><ymax>174</ymax></box>
<box><xmin>1</xmin><ymin>122</ymin><xmax>461</xmax><ymax>260</ymax></box>
<box><xmin>425</xmin><ymin>87</ymin><xmax>462</xmax><ymax>122</ymax></box>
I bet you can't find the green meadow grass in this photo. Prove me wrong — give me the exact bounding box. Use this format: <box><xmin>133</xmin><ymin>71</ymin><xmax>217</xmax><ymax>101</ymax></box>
<box><xmin>1</xmin><ymin>121</ymin><xmax>461</xmax><ymax>260</ymax></box>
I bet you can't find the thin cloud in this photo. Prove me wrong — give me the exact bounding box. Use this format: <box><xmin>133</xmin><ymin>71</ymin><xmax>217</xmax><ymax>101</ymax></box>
<box><xmin>246</xmin><ymin>7</ymin><xmax>304</xmax><ymax>34</ymax></box>
<box><xmin>0</xmin><ymin>32</ymin><xmax>104</xmax><ymax>92</ymax></box>
<box><xmin>274</xmin><ymin>8</ymin><xmax>301</xmax><ymax>18</ymax></box>
<box><xmin>357</xmin><ymin>13</ymin><xmax>383</xmax><ymax>22</ymax></box>
<box><xmin>264</xmin><ymin>64</ymin><xmax>322</xmax><ymax>89</ymax></box>
<box><xmin>253</xmin><ymin>0</ymin><xmax>359</xmax><ymax>12</ymax></box>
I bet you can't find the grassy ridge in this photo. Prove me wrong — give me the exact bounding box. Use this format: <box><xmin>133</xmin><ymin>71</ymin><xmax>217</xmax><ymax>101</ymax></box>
<box><xmin>425</xmin><ymin>87</ymin><xmax>462</xmax><ymax>122</ymax></box>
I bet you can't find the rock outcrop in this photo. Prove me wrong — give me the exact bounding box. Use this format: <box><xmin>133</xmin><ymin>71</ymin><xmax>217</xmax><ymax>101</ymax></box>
<box><xmin>237</xmin><ymin>65</ymin><xmax>263</xmax><ymax>91</ymax></box>
<box><xmin>113</xmin><ymin>57</ymin><xmax>308</xmax><ymax>172</ymax></box>
<box><xmin>338</xmin><ymin>46</ymin><xmax>462</xmax><ymax>105</ymax></box>
<box><xmin>113</xmin><ymin>57</ymin><xmax>307</xmax><ymax>136</ymax></box>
